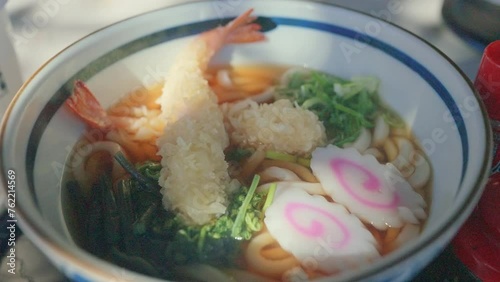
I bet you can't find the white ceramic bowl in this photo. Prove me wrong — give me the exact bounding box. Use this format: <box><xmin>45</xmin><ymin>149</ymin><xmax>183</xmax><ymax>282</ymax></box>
<box><xmin>0</xmin><ymin>0</ymin><xmax>492</xmax><ymax>281</ymax></box>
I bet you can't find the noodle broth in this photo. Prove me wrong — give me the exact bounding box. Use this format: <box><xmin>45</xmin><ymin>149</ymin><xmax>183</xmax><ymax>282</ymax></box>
<box><xmin>63</xmin><ymin>65</ymin><xmax>432</xmax><ymax>281</ymax></box>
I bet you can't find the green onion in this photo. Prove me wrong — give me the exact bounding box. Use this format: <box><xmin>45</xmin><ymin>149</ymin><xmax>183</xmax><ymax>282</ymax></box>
<box><xmin>198</xmin><ymin>225</ymin><xmax>209</xmax><ymax>253</ymax></box>
<box><xmin>245</xmin><ymin>213</ymin><xmax>261</xmax><ymax>233</ymax></box>
<box><xmin>231</xmin><ymin>175</ymin><xmax>260</xmax><ymax>238</ymax></box>
<box><xmin>262</xmin><ymin>183</ymin><xmax>277</xmax><ymax>213</ymax></box>
<box><xmin>265</xmin><ymin>151</ymin><xmax>296</xmax><ymax>163</ymax></box>
<box><xmin>297</xmin><ymin>157</ymin><xmax>311</xmax><ymax>167</ymax></box>
<box><xmin>265</xmin><ymin>151</ymin><xmax>311</xmax><ymax>167</ymax></box>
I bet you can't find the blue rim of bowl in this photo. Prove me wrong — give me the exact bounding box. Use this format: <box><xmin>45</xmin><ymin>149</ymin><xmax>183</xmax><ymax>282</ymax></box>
<box><xmin>0</xmin><ymin>0</ymin><xmax>492</xmax><ymax>281</ymax></box>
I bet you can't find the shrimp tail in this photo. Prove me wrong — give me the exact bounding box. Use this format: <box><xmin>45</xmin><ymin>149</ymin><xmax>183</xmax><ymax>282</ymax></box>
<box><xmin>65</xmin><ymin>80</ymin><xmax>114</xmax><ymax>131</ymax></box>
<box><xmin>223</xmin><ymin>9</ymin><xmax>265</xmax><ymax>44</ymax></box>
<box><xmin>227</xmin><ymin>23</ymin><xmax>264</xmax><ymax>44</ymax></box>
<box><xmin>200</xmin><ymin>9</ymin><xmax>266</xmax><ymax>57</ymax></box>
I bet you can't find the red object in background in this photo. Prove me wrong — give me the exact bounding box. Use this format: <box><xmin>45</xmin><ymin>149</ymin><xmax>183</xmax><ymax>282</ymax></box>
<box><xmin>475</xmin><ymin>41</ymin><xmax>500</xmax><ymax>120</ymax></box>
<box><xmin>452</xmin><ymin>40</ymin><xmax>500</xmax><ymax>282</ymax></box>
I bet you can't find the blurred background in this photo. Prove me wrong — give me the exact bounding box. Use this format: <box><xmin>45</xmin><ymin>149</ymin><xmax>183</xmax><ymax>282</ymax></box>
<box><xmin>0</xmin><ymin>0</ymin><xmax>498</xmax><ymax>281</ymax></box>
<box><xmin>2</xmin><ymin>0</ymin><xmax>489</xmax><ymax>80</ymax></box>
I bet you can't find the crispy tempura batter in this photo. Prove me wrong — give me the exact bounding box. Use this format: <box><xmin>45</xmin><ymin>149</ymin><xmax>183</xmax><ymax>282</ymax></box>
<box><xmin>156</xmin><ymin>10</ymin><xmax>265</xmax><ymax>225</ymax></box>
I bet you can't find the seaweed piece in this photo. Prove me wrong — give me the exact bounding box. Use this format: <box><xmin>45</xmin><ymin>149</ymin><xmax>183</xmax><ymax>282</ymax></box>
<box><xmin>114</xmin><ymin>152</ymin><xmax>158</xmax><ymax>192</ymax></box>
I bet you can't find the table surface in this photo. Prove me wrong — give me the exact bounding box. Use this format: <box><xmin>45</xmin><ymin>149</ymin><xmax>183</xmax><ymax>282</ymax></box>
<box><xmin>0</xmin><ymin>0</ymin><xmax>486</xmax><ymax>281</ymax></box>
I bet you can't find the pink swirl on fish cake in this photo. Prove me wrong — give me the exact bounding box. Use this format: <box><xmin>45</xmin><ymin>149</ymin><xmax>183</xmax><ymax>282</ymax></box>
<box><xmin>285</xmin><ymin>202</ymin><xmax>350</xmax><ymax>249</ymax></box>
<box><xmin>330</xmin><ymin>158</ymin><xmax>400</xmax><ymax>209</ymax></box>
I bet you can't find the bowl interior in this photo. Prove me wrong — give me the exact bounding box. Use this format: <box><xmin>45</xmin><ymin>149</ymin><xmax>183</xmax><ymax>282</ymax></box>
<box><xmin>0</xmin><ymin>0</ymin><xmax>491</xmax><ymax>281</ymax></box>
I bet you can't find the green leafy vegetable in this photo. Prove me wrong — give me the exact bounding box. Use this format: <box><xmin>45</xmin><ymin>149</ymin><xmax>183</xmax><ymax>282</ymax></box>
<box><xmin>137</xmin><ymin>161</ymin><xmax>162</xmax><ymax>180</ymax></box>
<box><xmin>382</xmin><ymin>107</ymin><xmax>406</xmax><ymax>128</ymax></box>
<box><xmin>75</xmin><ymin>158</ymin><xmax>275</xmax><ymax>277</ymax></box>
<box><xmin>133</xmin><ymin>202</ymin><xmax>158</xmax><ymax>235</ymax></box>
<box><xmin>114</xmin><ymin>152</ymin><xmax>159</xmax><ymax>191</ymax></box>
<box><xmin>158</xmin><ymin>175</ymin><xmax>269</xmax><ymax>267</ymax></box>
<box><xmin>225</xmin><ymin>147</ymin><xmax>254</xmax><ymax>162</ymax></box>
<box><xmin>274</xmin><ymin>70</ymin><xmax>403</xmax><ymax>146</ymax></box>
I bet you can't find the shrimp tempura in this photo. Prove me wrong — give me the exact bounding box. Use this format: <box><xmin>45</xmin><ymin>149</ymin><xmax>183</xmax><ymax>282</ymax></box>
<box><xmin>156</xmin><ymin>10</ymin><xmax>265</xmax><ymax>225</ymax></box>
